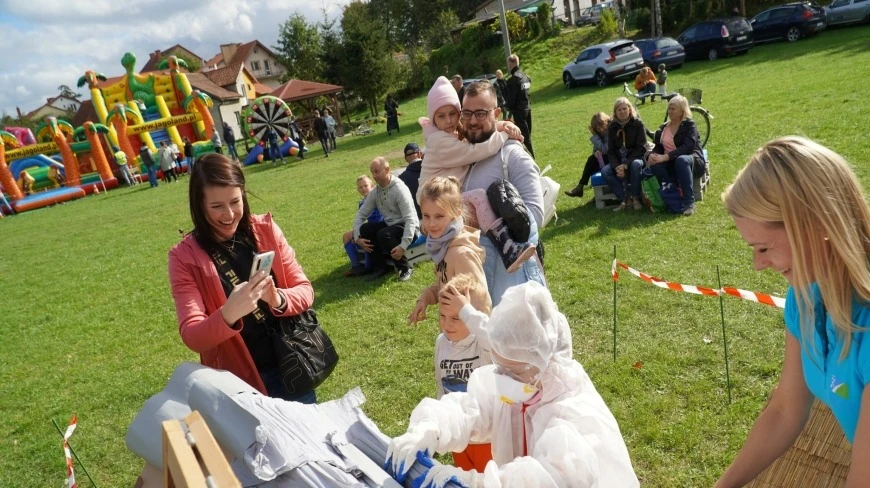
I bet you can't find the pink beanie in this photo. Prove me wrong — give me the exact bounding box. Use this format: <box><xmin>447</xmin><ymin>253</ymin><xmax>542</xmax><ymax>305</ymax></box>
<box><xmin>427</xmin><ymin>76</ymin><xmax>461</xmax><ymax>121</ymax></box>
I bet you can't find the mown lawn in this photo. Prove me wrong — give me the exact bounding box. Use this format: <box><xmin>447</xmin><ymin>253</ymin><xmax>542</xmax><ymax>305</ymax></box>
<box><xmin>1</xmin><ymin>24</ymin><xmax>869</xmax><ymax>487</ymax></box>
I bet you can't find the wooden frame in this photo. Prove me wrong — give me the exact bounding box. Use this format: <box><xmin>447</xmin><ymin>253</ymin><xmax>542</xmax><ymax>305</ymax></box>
<box><xmin>161</xmin><ymin>411</ymin><xmax>240</xmax><ymax>488</ymax></box>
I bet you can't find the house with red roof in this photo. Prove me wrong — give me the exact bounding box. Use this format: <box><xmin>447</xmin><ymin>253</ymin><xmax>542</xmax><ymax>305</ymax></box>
<box><xmin>203</xmin><ymin>41</ymin><xmax>286</xmax><ymax>89</ymax></box>
<box><xmin>25</xmin><ymin>95</ymin><xmax>82</xmax><ymax>121</ymax></box>
<box><xmin>140</xmin><ymin>44</ymin><xmax>207</xmax><ymax>73</ymax></box>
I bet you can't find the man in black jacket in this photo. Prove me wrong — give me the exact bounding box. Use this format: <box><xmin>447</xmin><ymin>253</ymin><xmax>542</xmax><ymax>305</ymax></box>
<box><xmin>398</xmin><ymin>142</ymin><xmax>423</xmax><ymax>219</ymax></box>
<box><xmin>450</xmin><ymin>75</ymin><xmax>465</xmax><ymax>108</ymax></box>
<box><xmin>504</xmin><ymin>54</ymin><xmax>534</xmax><ymax>158</ymax></box>
<box><xmin>313</xmin><ymin>110</ymin><xmax>330</xmax><ymax>158</ymax></box>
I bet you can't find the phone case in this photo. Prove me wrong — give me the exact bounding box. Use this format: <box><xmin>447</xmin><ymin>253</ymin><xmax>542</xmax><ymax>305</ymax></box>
<box><xmin>250</xmin><ymin>251</ymin><xmax>275</xmax><ymax>278</ymax></box>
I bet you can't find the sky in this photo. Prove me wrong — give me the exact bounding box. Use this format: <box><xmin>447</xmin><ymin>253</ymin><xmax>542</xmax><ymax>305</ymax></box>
<box><xmin>0</xmin><ymin>0</ymin><xmax>349</xmax><ymax>118</ymax></box>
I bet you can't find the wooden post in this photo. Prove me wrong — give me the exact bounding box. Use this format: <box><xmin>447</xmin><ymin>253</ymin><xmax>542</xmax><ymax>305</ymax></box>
<box><xmin>162</xmin><ymin>411</ymin><xmax>240</xmax><ymax>488</ymax></box>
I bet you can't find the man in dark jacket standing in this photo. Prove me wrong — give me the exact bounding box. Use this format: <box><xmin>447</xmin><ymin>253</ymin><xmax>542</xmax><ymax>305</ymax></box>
<box><xmin>504</xmin><ymin>54</ymin><xmax>534</xmax><ymax>158</ymax></box>
<box><xmin>450</xmin><ymin>75</ymin><xmax>465</xmax><ymax>108</ymax></box>
<box><xmin>222</xmin><ymin>121</ymin><xmax>239</xmax><ymax>161</ymax></box>
<box><xmin>398</xmin><ymin>142</ymin><xmax>423</xmax><ymax>219</ymax></box>
<box><xmin>313</xmin><ymin>110</ymin><xmax>330</xmax><ymax>158</ymax></box>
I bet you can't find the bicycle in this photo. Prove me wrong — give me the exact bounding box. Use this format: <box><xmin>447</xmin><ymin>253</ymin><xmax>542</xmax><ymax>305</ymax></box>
<box><xmin>622</xmin><ymin>83</ymin><xmax>713</xmax><ymax>148</ymax></box>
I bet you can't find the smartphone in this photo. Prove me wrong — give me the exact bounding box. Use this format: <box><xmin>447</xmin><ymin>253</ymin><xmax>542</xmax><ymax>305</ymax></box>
<box><xmin>249</xmin><ymin>251</ymin><xmax>275</xmax><ymax>279</ymax></box>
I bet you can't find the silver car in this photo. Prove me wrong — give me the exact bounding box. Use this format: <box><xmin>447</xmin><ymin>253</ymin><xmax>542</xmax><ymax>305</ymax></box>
<box><xmin>563</xmin><ymin>40</ymin><xmax>644</xmax><ymax>88</ymax></box>
<box><xmin>825</xmin><ymin>0</ymin><xmax>870</xmax><ymax>25</ymax></box>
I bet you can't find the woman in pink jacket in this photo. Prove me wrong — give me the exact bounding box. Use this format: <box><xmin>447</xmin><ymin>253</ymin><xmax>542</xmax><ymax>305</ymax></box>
<box><xmin>168</xmin><ymin>153</ymin><xmax>317</xmax><ymax>403</ymax></box>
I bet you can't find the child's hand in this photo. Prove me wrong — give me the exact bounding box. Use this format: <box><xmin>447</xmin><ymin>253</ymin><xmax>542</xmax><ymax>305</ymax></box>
<box><xmin>496</xmin><ymin>121</ymin><xmax>524</xmax><ymax>142</ymax></box>
<box><xmin>408</xmin><ymin>298</ymin><xmax>429</xmax><ymax>326</ymax></box>
<box><xmin>439</xmin><ymin>284</ymin><xmax>470</xmax><ymax>318</ymax></box>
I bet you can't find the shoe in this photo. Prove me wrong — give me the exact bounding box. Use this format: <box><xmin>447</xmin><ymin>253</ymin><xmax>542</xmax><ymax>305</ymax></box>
<box><xmin>485</xmin><ymin>218</ymin><xmax>537</xmax><ymax>273</ymax></box>
<box><xmin>564</xmin><ymin>185</ymin><xmax>584</xmax><ymax>198</ymax></box>
<box><xmin>398</xmin><ymin>268</ymin><xmax>413</xmax><ymax>282</ymax></box>
<box><xmin>682</xmin><ymin>204</ymin><xmax>696</xmax><ymax>216</ymax></box>
<box><xmin>613</xmin><ymin>201</ymin><xmax>627</xmax><ymax>212</ymax></box>
<box><xmin>633</xmin><ymin>198</ymin><xmax>643</xmax><ymax>211</ymax></box>
<box><xmin>366</xmin><ymin>268</ymin><xmax>390</xmax><ymax>281</ymax></box>
<box><xmin>345</xmin><ymin>264</ymin><xmax>366</xmax><ymax>277</ymax></box>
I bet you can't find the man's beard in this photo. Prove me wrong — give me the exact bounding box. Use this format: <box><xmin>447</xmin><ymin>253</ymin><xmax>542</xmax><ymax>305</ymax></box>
<box><xmin>465</xmin><ymin>124</ymin><xmax>495</xmax><ymax>144</ymax></box>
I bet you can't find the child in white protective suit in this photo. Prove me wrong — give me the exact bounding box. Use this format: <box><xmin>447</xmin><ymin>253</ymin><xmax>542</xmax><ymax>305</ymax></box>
<box><xmin>418</xmin><ymin>76</ymin><xmax>536</xmax><ymax>273</ymax></box>
<box><xmin>387</xmin><ymin>281</ymin><xmax>639</xmax><ymax>488</ymax></box>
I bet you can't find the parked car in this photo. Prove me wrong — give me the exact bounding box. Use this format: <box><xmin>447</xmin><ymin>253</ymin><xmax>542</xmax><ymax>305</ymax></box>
<box><xmin>677</xmin><ymin>17</ymin><xmax>754</xmax><ymax>61</ymax></box>
<box><xmin>575</xmin><ymin>1</ymin><xmax>614</xmax><ymax>26</ymax></box>
<box><xmin>462</xmin><ymin>74</ymin><xmax>496</xmax><ymax>88</ymax></box>
<box><xmin>750</xmin><ymin>2</ymin><xmax>826</xmax><ymax>43</ymax></box>
<box><xmin>562</xmin><ymin>39</ymin><xmax>644</xmax><ymax>88</ymax></box>
<box><xmin>825</xmin><ymin>0</ymin><xmax>870</xmax><ymax>26</ymax></box>
<box><xmin>575</xmin><ymin>6</ymin><xmax>596</xmax><ymax>26</ymax></box>
<box><xmin>633</xmin><ymin>37</ymin><xmax>686</xmax><ymax>69</ymax></box>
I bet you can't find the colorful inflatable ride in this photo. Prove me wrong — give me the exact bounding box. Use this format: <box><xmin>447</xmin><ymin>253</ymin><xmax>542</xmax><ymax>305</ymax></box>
<box><xmin>1</xmin><ymin>52</ymin><xmax>217</xmax><ymax>215</ymax></box>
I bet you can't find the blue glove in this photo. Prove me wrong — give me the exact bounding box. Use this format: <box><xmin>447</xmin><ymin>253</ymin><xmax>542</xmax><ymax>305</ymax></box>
<box><xmin>385</xmin><ymin>422</ymin><xmax>439</xmax><ymax>482</ymax></box>
<box><xmin>412</xmin><ymin>459</ymin><xmax>482</xmax><ymax>488</ymax></box>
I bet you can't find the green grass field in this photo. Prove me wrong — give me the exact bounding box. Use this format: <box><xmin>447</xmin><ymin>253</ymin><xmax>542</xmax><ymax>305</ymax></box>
<box><xmin>1</xmin><ymin>25</ymin><xmax>869</xmax><ymax>487</ymax></box>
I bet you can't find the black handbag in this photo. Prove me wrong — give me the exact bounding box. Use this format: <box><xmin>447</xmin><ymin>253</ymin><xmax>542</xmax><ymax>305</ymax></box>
<box><xmin>268</xmin><ymin>309</ymin><xmax>339</xmax><ymax>394</ymax></box>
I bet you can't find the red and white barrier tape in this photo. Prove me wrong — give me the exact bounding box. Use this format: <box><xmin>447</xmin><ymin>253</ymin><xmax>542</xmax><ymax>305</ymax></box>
<box><xmin>63</xmin><ymin>415</ymin><xmax>78</xmax><ymax>488</ymax></box>
<box><xmin>612</xmin><ymin>260</ymin><xmax>785</xmax><ymax>308</ymax></box>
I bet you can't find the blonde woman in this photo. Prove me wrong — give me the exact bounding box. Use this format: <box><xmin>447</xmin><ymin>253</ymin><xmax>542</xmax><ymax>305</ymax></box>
<box><xmin>646</xmin><ymin>94</ymin><xmax>706</xmax><ymax>216</ymax></box>
<box><xmin>716</xmin><ymin>137</ymin><xmax>870</xmax><ymax>487</ymax></box>
<box><xmin>603</xmin><ymin>97</ymin><xmax>647</xmax><ymax>211</ymax></box>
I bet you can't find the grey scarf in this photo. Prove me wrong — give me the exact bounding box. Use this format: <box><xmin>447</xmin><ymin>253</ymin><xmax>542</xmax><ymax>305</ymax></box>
<box><xmin>426</xmin><ymin>218</ymin><xmax>464</xmax><ymax>265</ymax></box>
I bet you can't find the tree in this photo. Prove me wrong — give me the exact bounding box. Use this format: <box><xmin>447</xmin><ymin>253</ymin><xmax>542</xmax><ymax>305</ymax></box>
<box><xmin>422</xmin><ymin>9</ymin><xmax>460</xmax><ymax>50</ymax></box>
<box><xmin>652</xmin><ymin>0</ymin><xmax>662</xmax><ymax>36</ymax></box>
<box><xmin>319</xmin><ymin>10</ymin><xmax>344</xmax><ymax>87</ymax></box>
<box><xmin>57</xmin><ymin>85</ymin><xmax>82</xmax><ymax>100</ymax></box>
<box><xmin>274</xmin><ymin>13</ymin><xmax>324</xmax><ymax>82</ymax></box>
<box><xmin>340</xmin><ymin>1</ymin><xmax>399</xmax><ymax>116</ymax></box>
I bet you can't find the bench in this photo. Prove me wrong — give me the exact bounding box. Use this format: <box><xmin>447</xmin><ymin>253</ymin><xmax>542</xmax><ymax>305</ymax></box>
<box><xmin>591</xmin><ymin>149</ymin><xmax>710</xmax><ymax>210</ymax></box>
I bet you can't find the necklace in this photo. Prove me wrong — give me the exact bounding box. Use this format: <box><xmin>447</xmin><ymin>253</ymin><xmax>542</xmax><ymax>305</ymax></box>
<box><xmin>219</xmin><ymin>234</ymin><xmax>238</xmax><ymax>252</ymax></box>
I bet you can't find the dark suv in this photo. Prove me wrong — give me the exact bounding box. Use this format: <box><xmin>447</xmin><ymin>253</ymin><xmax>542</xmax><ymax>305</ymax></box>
<box><xmin>750</xmin><ymin>3</ymin><xmax>826</xmax><ymax>43</ymax></box>
<box><xmin>677</xmin><ymin>18</ymin><xmax>754</xmax><ymax>61</ymax></box>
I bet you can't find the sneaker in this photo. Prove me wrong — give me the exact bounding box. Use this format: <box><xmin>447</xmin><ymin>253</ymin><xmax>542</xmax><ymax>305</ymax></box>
<box><xmin>613</xmin><ymin>201</ymin><xmax>627</xmax><ymax>212</ymax></box>
<box><xmin>682</xmin><ymin>204</ymin><xmax>696</xmax><ymax>216</ymax></box>
<box><xmin>398</xmin><ymin>268</ymin><xmax>413</xmax><ymax>282</ymax></box>
<box><xmin>633</xmin><ymin>198</ymin><xmax>643</xmax><ymax>211</ymax></box>
<box><xmin>365</xmin><ymin>268</ymin><xmax>390</xmax><ymax>281</ymax></box>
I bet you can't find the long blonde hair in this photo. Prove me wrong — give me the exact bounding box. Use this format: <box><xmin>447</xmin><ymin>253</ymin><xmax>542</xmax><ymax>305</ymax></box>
<box><xmin>722</xmin><ymin>136</ymin><xmax>870</xmax><ymax>359</ymax></box>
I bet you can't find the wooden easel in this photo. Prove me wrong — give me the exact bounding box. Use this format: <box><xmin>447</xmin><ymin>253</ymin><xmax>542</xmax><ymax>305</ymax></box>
<box><xmin>161</xmin><ymin>411</ymin><xmax>241</xmax><ymax>488</ymax></box>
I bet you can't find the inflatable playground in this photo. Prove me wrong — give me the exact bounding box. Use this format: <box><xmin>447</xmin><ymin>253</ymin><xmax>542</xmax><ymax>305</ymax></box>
<box><xmin>0</xmin><ymin>52</ymin><xmax>218</xmax><ymax>215</ymax></box>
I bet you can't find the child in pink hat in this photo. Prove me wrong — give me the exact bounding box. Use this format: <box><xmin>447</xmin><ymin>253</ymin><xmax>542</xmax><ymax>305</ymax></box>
<box><xmin>417</xmin><ymin>76</ymin><xmax>536</xmax><ymax>273</ymax></box>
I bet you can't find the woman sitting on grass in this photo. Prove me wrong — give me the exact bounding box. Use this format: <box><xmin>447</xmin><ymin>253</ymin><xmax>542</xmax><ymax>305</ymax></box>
<box><xmin>716</xmin><ymin>137</ymin><xmax>870</xmax><ymax>487</ymax></box>
<box><xmin>168</xmin><ymin>153</ymin><xmax>318</xmax><ymax>404</ymax></box>
<box><xmin>645</xmin><ymin>94</ymin><xmax>706</xmax><ymax>216</ymax></box>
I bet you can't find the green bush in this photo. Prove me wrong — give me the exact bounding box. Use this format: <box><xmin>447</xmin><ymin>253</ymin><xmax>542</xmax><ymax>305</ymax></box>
<box><xmin>526</xmin><ymin>15</ymin><xmax>542</xmax><ymax>39</ymax></box>
<box><xmin>537</xmin><ymin>2</ymin><xmax>555</xmax><ymax>37</ymax></box>
<box><xmin>505</xmin><ymin>11</ymin><xmax>526</xmax><ymax>40</ymax></box>
<box><xmin>596</xmin><ymin>9</ymin><xmax>619</xmax><ymax>40</ymax></box>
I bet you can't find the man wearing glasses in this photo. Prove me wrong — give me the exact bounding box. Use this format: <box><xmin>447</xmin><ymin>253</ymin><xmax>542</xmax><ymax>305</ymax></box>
<box><xmin>459</xmin><ymin>80</ymin><xmax>546</xmax><ymax>305</ymax></box>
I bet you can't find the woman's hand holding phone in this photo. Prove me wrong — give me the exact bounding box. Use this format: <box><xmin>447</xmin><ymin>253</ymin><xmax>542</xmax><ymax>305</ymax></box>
<box><xmin>221</xmin><ymin>270</ymin><xmax>270</xmax><ymax>326</ymax></box>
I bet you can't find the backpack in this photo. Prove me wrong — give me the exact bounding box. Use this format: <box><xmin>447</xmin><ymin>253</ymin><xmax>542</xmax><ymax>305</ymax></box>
<box><xmin>501</xmin><ymin>146</ymin><xmax>559</xmax><ymax>228</ymax></box>
<box><xmin>659</xmin><ymin>183</ymin><xmax>684</xmax><ymax>213</ymax></box>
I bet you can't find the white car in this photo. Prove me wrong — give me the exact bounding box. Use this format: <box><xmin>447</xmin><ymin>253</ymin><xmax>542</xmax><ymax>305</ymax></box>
<box><xmin>562</xmin><ymin>40</ymin><xmax>644</xmax><ymax>88</ymax></box>
<box><xmin>825</xmin><ymin>0</ymin><xmax>870</xmax><ymax>25</ymax></box>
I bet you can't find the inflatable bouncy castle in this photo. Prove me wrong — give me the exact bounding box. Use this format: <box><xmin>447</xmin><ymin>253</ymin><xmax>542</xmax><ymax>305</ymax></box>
<box><xmin>0</xmin><ymin>52</ymin><xmax>216</xmax><ymax>214</ymax></box>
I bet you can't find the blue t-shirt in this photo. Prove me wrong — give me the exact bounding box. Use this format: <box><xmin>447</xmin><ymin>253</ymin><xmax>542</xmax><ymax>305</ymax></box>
<box><xmin>785</xmin><ymin>284</ymin><xmax>870</xmax><ymax>443</ymax></box>
<box><xmin>359</xmin><ymin>198</ymin><xmax>383</xmax><ymax>224</ymax></box>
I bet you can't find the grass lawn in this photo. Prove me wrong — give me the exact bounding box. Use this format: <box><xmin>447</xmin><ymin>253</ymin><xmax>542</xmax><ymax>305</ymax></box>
<box><xmin>2</xmin><ymin>25</ymin><xmax>869</xmax><ymax>487</ymax></box>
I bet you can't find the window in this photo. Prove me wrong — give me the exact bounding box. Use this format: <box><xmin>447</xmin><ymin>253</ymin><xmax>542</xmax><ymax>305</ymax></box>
<box><xmin>263</xmin><ymin>59</ymin><xmax>270</xmax><ymax>71</ymax></box>
<box><xmin>830</xmin><ymin>0</ymin><xmax>849</xmax><ymax>7</ymax></box>
<box><xmin>247</xmin><ymin>84</ymin><xmax>252</xmax><ymax>91</ymax></box>
<box><xmin>251</xmin><ymin>60</ymin><xmax>260</xmax><ymax>71</ymax></box>
<box><xmin>680</xmin><ymin>26</ymin><xmax>697</xmax><ymax>41</ymax></box>
<box><xmin>753</xmin><ymin>11</ymin><xmax>771</xmax><ymax>22</ymax></box>
<box><xmin>770</xmin><ymin>8</ymin><xmax>791</xmax><ymax>20</ymax></box>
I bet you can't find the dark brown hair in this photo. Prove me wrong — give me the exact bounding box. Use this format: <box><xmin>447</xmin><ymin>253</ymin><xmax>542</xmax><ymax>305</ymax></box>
<box><xmin>189</xmin><ymin>153</ymin><xmax>254</xmax><ymax>252</ymax></box>
<box><xmin>464</xmin><ymin>80</ymin><xmax>497</xmax><ymax>106</ymax></box>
